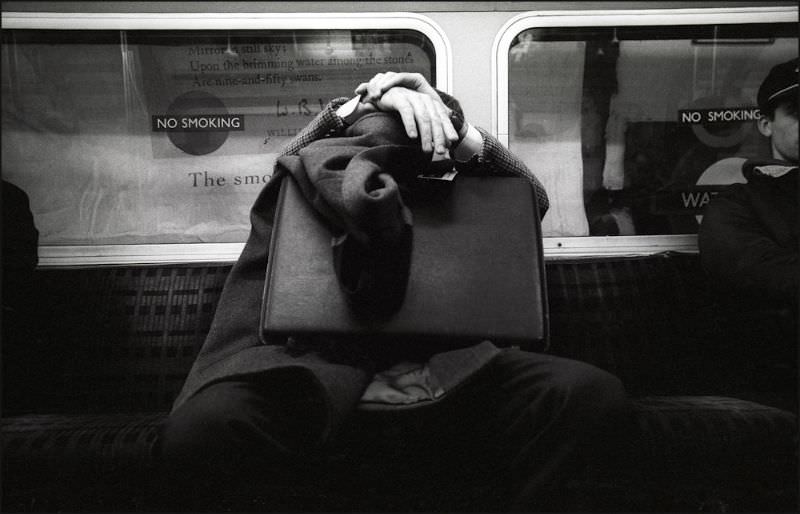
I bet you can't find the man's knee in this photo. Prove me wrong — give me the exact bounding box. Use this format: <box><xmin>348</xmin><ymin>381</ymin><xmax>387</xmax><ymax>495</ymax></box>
<box><xmin>571</xmin><ymin>361</ymin><xmax>626</xmax><ymax>407</ymax></box>
<box><xmin>160</xmin><ymin>393</ymin><xmax>224</xmax><ymax>460</ymax></box>
<box><xmin>540</xmin><ymin>359</ymin><xmax>635</xmax><ymax>463</ymax></box>
<box><xmin>158</xmin><ymin>374</ymin><xmax>332</xmax><ymax>473</ymax></box>
<box><xmin>158</xmin><ymin>381</ymin><xmax>256</xmax><ymax>473</ymax></box>
<box><xmin>549</xmin><ymin>358</ymin><xmax>629</xmax><ymax>424</ymax></box>
<box><xmin>496</xmin><ymin>351</ymin><xmax>630</xmax><ymax>430</ymax></box>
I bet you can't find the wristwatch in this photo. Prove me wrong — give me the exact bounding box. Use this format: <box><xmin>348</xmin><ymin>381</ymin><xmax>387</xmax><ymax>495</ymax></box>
<box><xmin>452</xmin><ymin>123</ymin><xmax>482</xmax><ymax>162</ymax></box>
<box><xmin>448</xmin><ymin>109</ymin><xmax>465</xmax><ymax>140</ymax></box>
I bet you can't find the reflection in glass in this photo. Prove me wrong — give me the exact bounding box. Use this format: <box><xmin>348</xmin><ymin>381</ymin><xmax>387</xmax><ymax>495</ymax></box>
<box><xmin>507</xmin><ymin>23</ymin><xmax>797</xmax><ymax>238</ymax></box>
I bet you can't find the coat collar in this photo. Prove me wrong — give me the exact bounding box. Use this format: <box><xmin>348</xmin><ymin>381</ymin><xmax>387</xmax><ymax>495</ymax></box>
<box><xmin>743</xmin><ymin>159</ymin><xmax>798</xmax><ymax>179</ymax></box>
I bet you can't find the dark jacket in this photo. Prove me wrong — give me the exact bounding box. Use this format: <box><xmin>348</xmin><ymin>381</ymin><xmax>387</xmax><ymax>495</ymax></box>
<box><xmin>172</xmin><ymin>97</ymin><xmax>550</xmax><ymax>437</ymax></box>
<box><xmin>699</xmin><ymin>160</ymin><xmax>798</xmax><ymax>304</ymax></box>
<box><xmin>275</xmin><ymin>112</ymin><xmax>430</xmax><ymax>315</ymax></box>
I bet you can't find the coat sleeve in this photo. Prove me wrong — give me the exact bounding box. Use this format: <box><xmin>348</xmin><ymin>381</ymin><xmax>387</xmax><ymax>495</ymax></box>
<box><xmin>699</xmin><ymin>190</ymin><xmax>799</xmax><ymax>303</ymax></box>
<box><xmin>463</xmin><ymin>126</ymin><xmax>550</xmax><ymax>218</ymax></box>
<box><xmin>284</xmin><ymin>96</ymin><xmax>550</xmax><ymax>219</ymax></box>
<box><xmin>279</xmin><ymin>97</ymin><xmax>350</xmax><ymax>157</ymax></box>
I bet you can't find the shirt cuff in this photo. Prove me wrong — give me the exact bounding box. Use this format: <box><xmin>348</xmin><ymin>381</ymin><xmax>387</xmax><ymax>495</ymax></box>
<box><xmin>452</xmin><ymin>123</ymin><xmax>483</xmax><ymax>162</ymax></box>
<box><xmin>335</xmin><ymin>96</ymin><xmax>362</xmax><ymax>125</ymax></box>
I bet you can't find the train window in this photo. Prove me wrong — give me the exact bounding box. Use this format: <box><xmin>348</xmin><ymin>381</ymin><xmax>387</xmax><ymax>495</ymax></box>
<box><xmin>1</xmin><ymin>13</ymin><xmax>449</xmax><ymax>265</ymax></box>
<box><xmin>495</xmin><ymin>7</ymin><xmax>797</xmax><ymax>255</ymax></box>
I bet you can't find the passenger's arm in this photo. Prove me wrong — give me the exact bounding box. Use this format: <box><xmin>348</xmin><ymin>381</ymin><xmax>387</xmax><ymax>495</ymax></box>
<box><xmin>287</xmin><ymin>78</ymin><xmax>457</xmax><ymax>157</ymax></box>
<box><xmin>466</xmin><ymin>127</ymin><xmax>550</xmax><ymax>217</ymax></box>
<box><xmin>356</xmin><ymin>71</ymin><xmax>441</xmax><ymax>104</ymax></box>
<box><xmin>279</xmin><ymin>97</ymin><xmax>351</xmax><ymax>157</ymax></box>
<box><xmin>369</xmin><ymin>87</ymin><xmax>459</xmax><ymax>155</ymax></box>
<box><xmin>446</xmin><ymin>121</ymin><xmax>549</xmax><ymax>217</ymax></box>
<box><xmin>356</xmin><ymin>72</ymin><xmax>549</xmax><ymax>217</ymax></box>
<box><xmin>355</xmin><ymin>72</ymin><xmax>459</xmax><ymax>155</ymax></box>
<box><xmin>699</xmin><ymin>192</ymin><xmax>799</xmax><ymax>302</ymax></box>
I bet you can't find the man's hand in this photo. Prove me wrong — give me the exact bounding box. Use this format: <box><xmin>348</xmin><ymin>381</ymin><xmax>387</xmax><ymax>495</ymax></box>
<box><xmin>355</xmin><ymin>72</ymin><xmax>439</xmax><ymax>104</ymax></box>
<box><xmin>356</xmin><ymin>72</ymin><xmax>459</xmax><ymax>154</ymax></box>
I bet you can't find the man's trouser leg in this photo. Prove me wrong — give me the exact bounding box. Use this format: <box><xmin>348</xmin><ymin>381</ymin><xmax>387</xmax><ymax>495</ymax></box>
<box><xmin>155</xmin><ymin>369</ymin><xmax>332</xmax><ymax>511</ymax></box>
<box><xmin>343</xmin><ymin>348</ymin><xmax>632</xmax><ymax>511</ymax></box>
<box><xmin>486</xmin><ymin>349</ymin><xmax>632</xmax><ymax>510</ymax></box>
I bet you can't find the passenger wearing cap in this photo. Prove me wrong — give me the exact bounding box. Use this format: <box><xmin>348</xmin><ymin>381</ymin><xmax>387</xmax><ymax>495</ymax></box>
<box><xmin>699</xmin><ymin>57</ymin><xmax>798</xmax><ymax>304</ymax></box>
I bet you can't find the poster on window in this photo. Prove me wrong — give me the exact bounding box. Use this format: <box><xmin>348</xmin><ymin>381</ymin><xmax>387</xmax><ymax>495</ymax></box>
<box><xmin>1</xmin><ymin>30</ymin><xmax>434</xmax><ymax>245</ymax></box>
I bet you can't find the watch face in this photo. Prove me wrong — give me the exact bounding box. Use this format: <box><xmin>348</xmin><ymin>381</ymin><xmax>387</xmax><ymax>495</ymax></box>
<box><xmin>448</xmin><ymin>110</ymin><xmax>465</xmax><ymax>135</ymax></box>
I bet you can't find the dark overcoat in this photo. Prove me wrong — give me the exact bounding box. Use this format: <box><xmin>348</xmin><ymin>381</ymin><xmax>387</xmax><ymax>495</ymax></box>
<box><xmin>699</xmin><ymin>161</ymin><xmax>798</xmax><ymax>303</ymax></box>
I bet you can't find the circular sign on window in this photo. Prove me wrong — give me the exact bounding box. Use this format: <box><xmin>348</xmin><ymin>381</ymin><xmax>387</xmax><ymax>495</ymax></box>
<box><xmin>683</xmin><ymin>95</ymin><xmax>759</xmax><ymax>149</ymax></box>
<box><xmin>158</xmin><ymin>91</ymin><xmax>244</xmax><ymax>156</ymax></box>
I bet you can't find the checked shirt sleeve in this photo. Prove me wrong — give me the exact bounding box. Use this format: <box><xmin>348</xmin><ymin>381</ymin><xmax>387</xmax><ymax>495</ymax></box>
<box><xmin>279</xmin><ymin>97</ymin><xmax>351</xmax><ymax>157</ymax></box>
<box><xmin>473</xmin><ymin>126</ymin><xmax>550</xmax><ymax>218</ymax></box>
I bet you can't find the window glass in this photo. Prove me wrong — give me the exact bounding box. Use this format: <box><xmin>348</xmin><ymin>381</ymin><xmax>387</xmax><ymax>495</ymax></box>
<box><xmin>1</xmin><ymin>29</ymin><xmax>435</xmax><ymax>245</ymax></box>
<box><xmin>507</xmin><ymin>23</ymin><xmax>797</xmax><ymax>238</ymax></box>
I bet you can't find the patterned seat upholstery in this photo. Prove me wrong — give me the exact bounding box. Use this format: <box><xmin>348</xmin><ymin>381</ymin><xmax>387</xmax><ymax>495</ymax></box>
<box><xmin>3</xmin><ymin>265</ymin><xmax>231</xmax><ymax>415</ymax></box>
<box><xmin>1</xmin><ymin>253</ymin><xmax>796</xmax><ymax>511</ymax></box>
<box><xmin>1</xmin><ymin>413</ymin><xmax>164</xmax><ymax>511</ymax></box>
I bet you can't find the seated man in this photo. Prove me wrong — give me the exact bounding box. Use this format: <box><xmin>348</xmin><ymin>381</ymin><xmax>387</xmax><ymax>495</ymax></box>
<box><xmin>699</xmin><ymin>58</ymin><xmax>798</xmax><ymax>305</ymax></box>
<box><xmin>698</xmin><ymin>58</ymin><xmax>797</xmax><ymax>406</ymax></box>
<box><xmin>157</xmin><ymin>72</ymin><xmax>631</xmax><ymax>511</ymax></box>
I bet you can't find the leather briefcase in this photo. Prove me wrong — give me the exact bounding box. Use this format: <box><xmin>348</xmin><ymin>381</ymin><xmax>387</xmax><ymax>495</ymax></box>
<box><xmin>261</xmin><ymin>174</ymin><xmax>548</xmax><ymax>351</ymax></box>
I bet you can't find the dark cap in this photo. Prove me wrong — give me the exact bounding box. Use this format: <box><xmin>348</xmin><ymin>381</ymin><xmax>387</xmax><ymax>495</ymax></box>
<box><xmin>757</xmin><ymin>57</ymin><xmax>798</xmax><ymax>112</ymax></box>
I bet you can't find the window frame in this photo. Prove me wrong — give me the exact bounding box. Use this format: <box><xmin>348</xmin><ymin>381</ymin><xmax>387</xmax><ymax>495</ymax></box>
<box><xmin>492</xmin><ymin>6</ymin><xmax>798</xmax><ymax>258</ymax></box>
<box><xmin>1</xmin><ymin>11</ymin><xmax>452</xmax><ymax>266</ymax></box>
